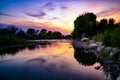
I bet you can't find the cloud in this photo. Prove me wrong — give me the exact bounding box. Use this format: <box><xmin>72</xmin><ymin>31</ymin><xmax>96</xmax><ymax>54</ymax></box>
<box><xmin>42</xmin><ymin>2</ymin><xmax>55</xmax><ymax>11</ymax></box>
<box><xmin>97</xmin><ymin>8</ymin><xmax>120</xmax><ymax>17</ymax></box>
<box><xmin>24</xmin><ymin>2</ymin><xmax>55</xmax><ymax>18</ymax></box>
<box><xmin>25</xmin><ymin>10</ymin><xmax>46</xmax><ymax>18</ymax></box>
<box><xmin>0</xmin><ymin>13</ymin><xmax>15</xmax><ymax>17</ymax></box>
<box><xmin>52</xmin><ymin>16</ymin><xmax>68</xmax><ymax>25</ymax></box>
<box><xmin>60</xmin><ymin>6</ymin><xmax>68</xmax><ymax>9</ymax></box>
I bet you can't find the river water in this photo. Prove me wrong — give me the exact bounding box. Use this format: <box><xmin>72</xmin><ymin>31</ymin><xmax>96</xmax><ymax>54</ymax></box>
<box><xmin>0</xmin><ymin>40</ymin><xmax>110</xmax><ymax>80</ymax></box>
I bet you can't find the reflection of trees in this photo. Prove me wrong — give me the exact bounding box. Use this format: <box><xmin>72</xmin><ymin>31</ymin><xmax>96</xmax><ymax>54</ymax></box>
<box><xmin>73</xmin><ymin>45</ymin><xmax>120</xmax><ymax>80</ymax></box>
<box><xmin>74</xmin><ymin>47</ymin><xmax>97</xmax><ymax>66</ymax></box>
<box><xmin>0</xmin><ymin>44</ymin><xmax>48</xmax><ymax>57</ymax></box>
<box><xmin>97</xmin><ymin>61</ymin><xmax>120</xmax><ymax>80</ymax></box>
<box><xmin>0</xmin><ymin>46</ymin><xmax>27</xmax><ymax>56</ymax></box>
<box><xmin>27</xmin><ymin>45</ymin><xmax>39</xmax><ymax>50</ymax></box>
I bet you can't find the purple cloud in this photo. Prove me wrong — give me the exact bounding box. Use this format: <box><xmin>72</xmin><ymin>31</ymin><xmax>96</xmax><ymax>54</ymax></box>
<box><xmin>0</xmin><ymin>13</ymin><xmax>15</xmax><ymax>17</ymax></box>
<box><xmin>97</xmin><ymin>8</ymin><xmax>120</xmax><ymax>17</ymax></box>
<box><xmin>60</xmin><ymin>6</ymin><xmax>67</xmax><ymax>9</ymax></box>
<box><xmin>25</xmin><ymin>11</ymin><xmax>46</xmax><ymax>18</ymax></box>
<box><xmin>42</xmin><ymin>2</ymin><xmax>55</xmax><ymax>11</ymax></box>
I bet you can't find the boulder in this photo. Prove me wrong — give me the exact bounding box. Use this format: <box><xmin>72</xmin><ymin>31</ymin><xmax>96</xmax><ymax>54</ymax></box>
<box><xmin>104</xmin><ymin>47</ymin><xmax>113</xmax><ymax>55</ymax></box>
<box><xmin>97</xmin><ymin>46</ymin><xmax>105</xmax><ymax>52</ymax></box>
<box><xmin>89</xmin><ymin>40</ymin><xmax>94</xmax><ymax>44</ymax></box>
<box><xmin>96</xmin><ymin>42</ymin><xmax>102</xmax><ymax>46</ymax></box>
<box><xmin>81</xmin><ymin>37</ymin><xmax>89</xmax><ymax>42</ymax></box>
<box><xmin>110</xmin><ymin>48</ymin><xmax>120</xmax><ymax>56</ymax></box>
<box><xmin>89</xmin><ymin>43</ymin><xmax>98</xmax><ymax>47</ymax></box>
<box><xmin>117</xmin><ymin>76</ymin><xmax>120</xmax><ymax>80</ymax></box>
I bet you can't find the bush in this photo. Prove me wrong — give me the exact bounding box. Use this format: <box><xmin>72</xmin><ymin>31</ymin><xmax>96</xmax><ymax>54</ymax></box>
<box><xmin>102</xmin><ymin>28</ymin><xmax>120</xmax><ymax>47</ymax></box>
<box><xmin>111</xmin><ymin>28</ymin><xmax>120</xmax><ymax>47</ymax></box>
<box><xmin>102</xmin><ymin>30</ymin><xmax>113</xmax><ymax>46</ymax></box>
<box><xmin>92</xmin><ymin>33</ymin><xmax>103</xmax><ymax>42</ymax></box>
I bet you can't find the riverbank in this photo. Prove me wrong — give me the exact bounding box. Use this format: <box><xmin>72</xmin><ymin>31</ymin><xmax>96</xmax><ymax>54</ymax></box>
<box><xmin>73</xmin><ymin>39</ymin><xmax>120</xmax><ymax>80</ymax></box>
<box><xmin>73</xmin><ymin>38</ymin><xmax>120</xmax><ymax>60</ymax></box>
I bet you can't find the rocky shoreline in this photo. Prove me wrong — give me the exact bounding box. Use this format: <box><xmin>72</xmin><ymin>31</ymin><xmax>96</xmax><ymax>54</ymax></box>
<box><xmin>73</xmin><ymin>38</ymin><xmax>120</xmax><ymax>80</ymax></box>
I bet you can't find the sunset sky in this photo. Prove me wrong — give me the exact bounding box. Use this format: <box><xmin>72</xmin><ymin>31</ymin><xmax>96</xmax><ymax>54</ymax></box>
<box><xmin>0</xmin><ymin>0</ymin><xmax>120</xmax><ymax>34</ymax></box>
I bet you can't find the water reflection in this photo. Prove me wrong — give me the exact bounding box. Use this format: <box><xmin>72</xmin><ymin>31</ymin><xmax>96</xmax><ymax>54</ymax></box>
<box><xmin>73</xmin><ymin>45</ymin><xmax>120</xmax><ymax>80</ymax></box>
<box><xmin>0</xmin><ymin>44</ymin><xmax>49</xmax><ymax>57</ymax></box>
<box><xmin>1</xmin><ymin>40</ymin><xmax>119</xmax><ymax>80</ymax></box>
<box><xmin>74</xmin><ymin>48</ymin><xmax>97</xmax><ymax>66</ymax></box>
<box><xmin>0</xmin><ymin>46</ymin><xmax>26</xmax><ymax>56</ymax></box>
<box><xmin>97</xmin><ymin>59</ymin><xmax>120</xmax><ymax>80</ymax></box>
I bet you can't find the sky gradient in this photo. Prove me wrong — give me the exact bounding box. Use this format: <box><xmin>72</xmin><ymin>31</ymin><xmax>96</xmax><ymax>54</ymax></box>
<box><xmin>0</xmin><ymin>0</ymin><xmax>120</xmax><ymax>34</ymax></box>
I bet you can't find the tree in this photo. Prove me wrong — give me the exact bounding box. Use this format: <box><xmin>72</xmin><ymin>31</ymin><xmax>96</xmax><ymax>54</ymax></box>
<box><xmin>52</xmin><ymin>31</ymin><xmax>62</xmax><ymax>39</ymax></box>
<box><xmin>26</xmin><ymin>28</ymin><xmax>38</xmax><ymax>39</ymax></box>
<box><xmin>6</xmin><ymin>25</ymin><xmax>18</xmax><ymax>35</ymax></box>
<box><xmin>17</xmin><ymin>29</ymin><xmax>26</xmax><ymax>39</ymax></box>
<box><xmin>72</xmin><ymin>12</ymin><xmax>97</xmax><ymax>38</ymax></box>
<box><xmin>98</xmin><ymin>19</ymin><xmax>108</xmax><ymax>32</ymax></box>
<box><xmin>38</xmin><ymin>29</ymin><xmax>47</xmax><ymax>39</ymax></box>
<box><xmin>47</xmin><ymin>31</ymin><xmax>53</xmax><ymax>39</ymax></box>
<box><xmin>108</xmin><ymin>18</ymin><xmax>115</xmax><ymax>30</ymax></box>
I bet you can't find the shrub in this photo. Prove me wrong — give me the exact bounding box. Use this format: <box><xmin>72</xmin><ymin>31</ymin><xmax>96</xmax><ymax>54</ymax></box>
<box><xmin>92</xmin><ymin>33</ymin><xmax>103</xmax><ymax>42</ymax></box>
<box><xmin>111</xmin><ymin>28</ymin><xmax>120</xmax><ymax>47</ymax></box>
<box><xmin>102</xmin><ymin>30</ymin><xmax>113</xmax><ymax>46</ymax></box>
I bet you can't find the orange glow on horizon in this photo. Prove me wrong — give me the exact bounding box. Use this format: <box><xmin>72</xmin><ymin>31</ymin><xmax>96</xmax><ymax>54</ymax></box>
<box><xmin>11</xmin><ymin>21</ymin><xmax>73</xmax><ymax>34</ymax></box>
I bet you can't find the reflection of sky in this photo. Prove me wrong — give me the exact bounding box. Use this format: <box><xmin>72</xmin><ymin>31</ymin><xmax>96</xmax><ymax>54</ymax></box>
<box><xmin>0</xmin><ymin>0</ymin><xmax>120</xmax><ymax>34</ymax></box>
<box><xmin>0</xmin><ymin>40</ymin><xmax>106</xmax><ymax>80</ymax></box>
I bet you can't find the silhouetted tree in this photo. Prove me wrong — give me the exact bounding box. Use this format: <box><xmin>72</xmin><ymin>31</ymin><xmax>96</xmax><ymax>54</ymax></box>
<box><xmin>52</xmin><ymin>31</ymin><xmax>62</xmax><ymax>39</ymax></box>
<box><xmin>17</xmin><ymin>29</ymin><xmax>26</xmax><ymax>39</ymax></box>
<box><xmin>38</xmin><ymin>29</ymin><xmax>47</xmax><ymax>39</ymax></box>
<box><xmin>72</xmin><ymin>13</ymin><xmax>97</xmax><ymax>38</ymax></box>
<box><xmin>47</xmin><ymin>31</ymin><xmax>53</xmax><ymax>39</ymax></box>
<box><xmin>26</xmin><ymin>28</ymin><xmax>38</xmax><ymax>39</ymax></box>
<box><xmin>98</xmin><ymin>18</ymin><xmax>108</xmax><ymax>32</ymax></box>
<box><xmin>108</xmin><ymin>18</ymin><xmax>115</xmax><ymax>30</ymax></box>
<box><xmin>6</xmin><ymin>25</ymin><xmax>18</xmax><ymax>35</ymax></box>
<box><xmin>0</xmin><ymin>28</ymin><xmax>8</xmax><ymax>35</ymax></box>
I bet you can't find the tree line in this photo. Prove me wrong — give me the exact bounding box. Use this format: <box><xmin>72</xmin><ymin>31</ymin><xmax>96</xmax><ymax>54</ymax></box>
<box><xmin>0</xmin><ymin>25</ymin><xmax>71</xmax><ymax>40</ymax></box>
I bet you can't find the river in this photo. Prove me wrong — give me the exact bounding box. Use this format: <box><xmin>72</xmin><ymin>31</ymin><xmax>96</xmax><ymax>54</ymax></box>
<box><xmin>0</xmin><ymin>39</ymin><xmax>111</xmax><ymax>80</ymax></box>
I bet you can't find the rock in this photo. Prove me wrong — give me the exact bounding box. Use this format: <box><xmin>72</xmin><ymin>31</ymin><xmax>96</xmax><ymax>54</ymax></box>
<box><xmin>81</xmin><ymin>37</ymin><xmax>89</xmax><ymax>42</ymax></box>
<box><xmin>89</xmin><ymin>43</ymin><xmax>98</xmax><ymax>47</ymax></box>
<box><xmin>89</xmin><ymin>40</ymin><xmax>94</xmax><ymax>44</ymax></box>
<box><xmin>96</xmin><ymin>42</ymin><xmax>102</xmax><ymax>46</ymax></box>
<box><xmin>110</xmin><ymin>48</ymin><xmax>120</xmax><ymax>56</ymax></box>
<box><xmin>89</xmin><ymin>42</ymin><xmax>104</xmax><ymax>52</ymax></box>
<box><xmin>117</xmin><ymin>76</ymin><xmax>120</xmax><ymax>80</ymax></box>
<box><xmin>97</xmin><ymin>46</ymin><xmax>105</xmax><ymax>52</ymax></box>
<box><xmin>104</xmin><ymin>47</ymin><xmax>113</xmax><ymax>55</ymax></box>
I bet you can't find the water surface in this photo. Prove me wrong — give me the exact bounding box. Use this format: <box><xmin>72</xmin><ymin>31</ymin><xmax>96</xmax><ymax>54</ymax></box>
<box><xmin>0</xmin><ymin>40</ymin><xmax>108</xmax><ymax>80</ymax></box>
